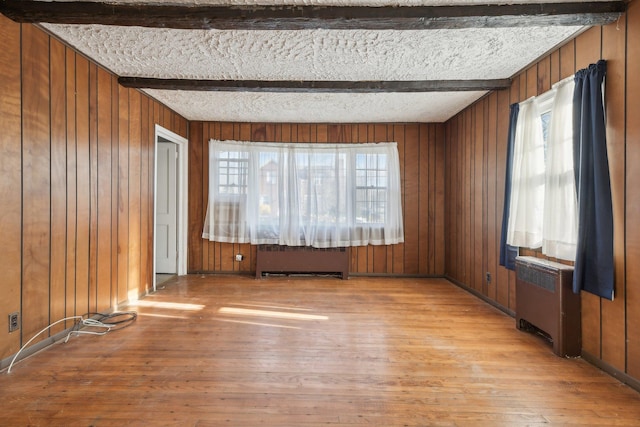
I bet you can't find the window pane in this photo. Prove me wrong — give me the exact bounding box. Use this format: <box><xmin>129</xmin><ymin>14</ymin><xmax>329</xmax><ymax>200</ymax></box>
<box><xmin>217</xmin><ymin>151</ymin><xmax>248</xmax><ymax>196</ymax></box>
<box><xmin>354</xmin><ymin>153</ymin><xmax>388</xmax><ymax>224</ymax></box>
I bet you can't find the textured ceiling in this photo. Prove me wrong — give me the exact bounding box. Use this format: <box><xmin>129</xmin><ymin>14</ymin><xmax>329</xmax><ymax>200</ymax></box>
<box><xmin>41</xmin><ymin>0</ymin><xmax>588</xmax><ymax>123</ymax></box>
<box><xmin>142</xmin><ymin>90</ymin><xmax>488</xmax><ymax>122</ymax></box>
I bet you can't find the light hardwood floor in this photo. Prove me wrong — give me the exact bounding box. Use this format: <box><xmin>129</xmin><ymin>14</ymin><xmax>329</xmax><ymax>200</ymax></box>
<box><xmin>2</xmin><ymin>275</ymin><xmax>639</xmax><ymax>426</ymax></box>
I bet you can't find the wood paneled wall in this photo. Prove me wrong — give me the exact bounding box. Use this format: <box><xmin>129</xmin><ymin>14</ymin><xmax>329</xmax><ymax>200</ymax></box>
<box><xmin>0</xmin><ymin>17</ymin><xmax>188</xmax><ymax>361</ymax></box>
<box><xmin>188</xmin><ymin>122</ymin><xmax>446</xmax><ymax>276</ymax></box>
<box><xmin>3</xmin><ymin>1</ymin><xmax>638</xmax><ymax>388</ymax></box>
<box><xmin>445</xmin><ymin>0</ymin><xmax>640</xmax><ymax>384</ymax></box>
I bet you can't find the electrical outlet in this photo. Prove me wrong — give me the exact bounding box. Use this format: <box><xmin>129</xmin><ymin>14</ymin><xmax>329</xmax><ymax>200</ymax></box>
<box><xmin>8</xmin><ymin>312</ymin><xmax>19</xmax><ymax>333</ymax></box>
<box><xmin>486</xmin><ymin>272</ymin><xmax>492</xmax><ymax>284</ymax></box>
<box><xmin>235</xmin><ymin>254</ymin><xmax>244</xmax><ymax>262</ymax></box>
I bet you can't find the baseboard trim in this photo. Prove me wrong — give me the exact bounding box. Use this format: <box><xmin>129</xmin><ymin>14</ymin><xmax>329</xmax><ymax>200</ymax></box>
<box><xmin>582</xmin><ymin>351</ymin><xmax>640</xmax><ymax>393</ymax></box>
<box><xmin>1</xmin><ymin>324</ymin><xmax>77</xmax><ymax>372</ymax></box>
<box><xmin>444</xmin><ymin>275</ymin><xmax>516</xmax><ymax>317</ymax></box>
<box><xmin>349</xmin><ymin>273</ymin><xmax>446</xmax><ymax>279</ymax></box>
<box><xmin>187</xmin><ymin>271</ymin><xmax>447</xmax><ymax>279</ymax></box>
<box><xmin>0</xmin><ymin>310</ymin><xmax>125</xmax><ymax>373</ymax></box>
<box><xmin>444</xmin><ymin>276</ymin><xmax>640</xmax><ymax>394</ymax></box>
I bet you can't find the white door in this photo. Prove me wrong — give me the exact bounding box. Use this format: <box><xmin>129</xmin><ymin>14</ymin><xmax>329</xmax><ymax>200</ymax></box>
<box><xmin>156</xmin><ymin>142</ymin><xmax>178</xmax><ymax>273</ymax></box>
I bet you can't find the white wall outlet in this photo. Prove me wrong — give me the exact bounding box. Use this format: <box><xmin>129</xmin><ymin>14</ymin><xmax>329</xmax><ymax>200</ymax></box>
<box><xmin>235</xmin><ymin>254</ymin><xmax>244</xmax><ymax>262</ymax></box>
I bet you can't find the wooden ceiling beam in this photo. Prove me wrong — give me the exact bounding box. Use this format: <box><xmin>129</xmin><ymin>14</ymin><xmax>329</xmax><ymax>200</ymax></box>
<box><xmin>117</xmin><ymin>77</ymin><xmax>512</xmax><ymax>93</ymax></box>
<box><xmin>0</xmin><ymin>0</ymin><xmax>626</xmax><ymax>30</ymax></box>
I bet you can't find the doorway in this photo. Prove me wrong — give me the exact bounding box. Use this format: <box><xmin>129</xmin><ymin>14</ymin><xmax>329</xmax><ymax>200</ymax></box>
<box><xmin>154</xmin><ymin>125</ymin><xmax>188</xmax><ymax>291</ymax></box>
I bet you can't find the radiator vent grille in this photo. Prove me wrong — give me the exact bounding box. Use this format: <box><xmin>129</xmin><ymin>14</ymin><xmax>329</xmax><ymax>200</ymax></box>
<box><xmin>256</xmin><ymin>245</ymin><xmax>349</xmax><ymax>279</ymax></box>
<box><xmin>516</xmin><ymin>265</ymin><xmax>556</xmax><ymax>292</ymax></box>
<box><xmin>259</xmin><ymin>245</ymin><xmax>346</xmax><ymax>253</ymax></box>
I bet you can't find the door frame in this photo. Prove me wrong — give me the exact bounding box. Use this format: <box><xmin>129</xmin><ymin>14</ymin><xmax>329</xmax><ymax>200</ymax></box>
<box><xmin>153</xmin><ymin>125</ymin><xmax>188</xmax><ymax>291</ymax></box>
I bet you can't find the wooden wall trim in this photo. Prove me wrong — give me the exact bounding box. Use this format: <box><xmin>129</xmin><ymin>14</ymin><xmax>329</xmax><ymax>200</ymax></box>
<box><xmin>118</xmin><ymin>77</ymin><xmax>512</xmax><ymax>93</ymax></box>
<box><xmin>1</xmin><ymin>1</ymin><xmax>626</xmax><ymax>30</ymax></box>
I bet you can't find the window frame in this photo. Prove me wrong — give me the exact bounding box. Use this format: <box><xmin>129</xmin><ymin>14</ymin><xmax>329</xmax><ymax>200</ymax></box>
<box><xmin>355</xmin><ymin>152</ymin><xmax>388</xmax><ymax>225</ymax></box>
<box><xmin>203</xmin><ymin>139</ymin><xmax>404</xmax><ymax>247</ymax></box>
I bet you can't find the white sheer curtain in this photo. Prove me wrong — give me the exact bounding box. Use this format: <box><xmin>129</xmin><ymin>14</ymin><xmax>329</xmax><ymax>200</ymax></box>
<box><xmin>202</xmin><ymin>139</ymin><xmax>404</xmax><ymax>248</ymax></box>
<box><xmin>507</xmin><ymin>97</ymin><xmax>545</xmax><ymax>248</ymax></box>
<box><xmin>542</xmin><ymin>78</ymin><xmax>578</xmax><ymax>260</ymax></box>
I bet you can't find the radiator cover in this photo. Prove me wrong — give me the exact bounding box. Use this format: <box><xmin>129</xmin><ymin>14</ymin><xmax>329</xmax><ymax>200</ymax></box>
<box><xmin>515</xmin><ymin>256</ymin><xmax>581</xmax><ymax>357</ymax></box>
<box><xmin>255</xmin><ymin>245</ymin><xmax>350</xmax><ymax>279</ymax></box>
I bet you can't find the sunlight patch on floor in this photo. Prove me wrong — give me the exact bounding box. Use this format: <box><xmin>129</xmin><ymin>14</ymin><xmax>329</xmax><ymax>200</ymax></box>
<box><xmin>130</xmin><ymin>300</ymin><xmax>205</xmax><ymax>311</ymax></box>
<box><xmin>218</xmin><ymin>307</ymin><xmax>328</xmax><ymax>321</ymax></box>
<box><xmin>226</xmin><ymin>302</ymin><xmax>315</xmax><ymax>312</ymax></box>
<box><xmin>213</xmin><ymin>318</ymin><xmax>302</xmax><ymax>329</ymax></box>
<box><xmin>137</xmin><ymin>312</ymin><xmax>191</xmax><ymax>320</ymax></box>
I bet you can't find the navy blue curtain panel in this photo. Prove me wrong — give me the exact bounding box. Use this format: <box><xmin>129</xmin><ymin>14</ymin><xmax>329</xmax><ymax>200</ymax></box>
<box><xmin>499</xmin><ymin>103</ymin><xmax>519</xmax><ymax>270</ymax></box>
<box><xmin>572</xmin><ymin>60</ymin><xmax>614</xmax><ymax>300</ymax></box>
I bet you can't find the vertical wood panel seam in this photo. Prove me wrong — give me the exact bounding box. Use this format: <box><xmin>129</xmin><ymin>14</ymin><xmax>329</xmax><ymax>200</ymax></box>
<box><xmin>430</xmin><ymin>125</ymin><xmax>435</xmax><ymax>273</ymax></box>
<box><xmin>72</xmin><ymin>52</ymin><xmax>78</xmax><ymax>319</ymax></box>
<box><xmin>113</xmin><ymin>79</ymin><xmax>119</xmax><ymax>307</ymax></box>
<box><xmin>62</xmin><ymin>45</ymin><xmax>69</xmax><ymax>325</ymax></box>
<box><xmin>623</xmin><ymin>11</ymin><xmax>629</xmax><ymax>374</ymax></box>
<box><xmin>203</xmin><ymin>123</ymin><xmax>208</xmax><ymax>270</ymax></box>
<box><xmin>471</xmin><ymin>109</ymin><xmax>475</xmax><ymax>288</ymax></box>
<box><xmin>481</xmin><ymin>102</ymin><xmax>485</xmax><ymax>293</ymax></box>
<box><xmin>89</xmin><ymin>64</ymin><xmax>94</xmax><ymax>311</ymax></box>
<box><xmin>444</xmin><ymin>123</ymin><xmax>448</xmax><ymax>275</ymax></box>
<box><xmin>18</xmin><ymin>23</ymin><xmax>24</xmax><ymax>348</ymax></box>
<box><xmin>47</xmin><ymin>33</ymin><xmax>53</xmax><ymax>329</ymax></box>
<box><xmin>417</xmin><ymin>124</ymin><xmax>420</xmax><ymax>272</ymax></box>
<box><xmin>139</xmin><ymin>92</ymin><xmax>144</xmax><ymax>295</ymax></box>
<box><xmin>495</xmin><ymin>93</ymin><xmax>500</xmax><ymax>300</ymax></box>
<box><xmin>484</xmin><ymin>98</ymin><xmax>489</xmax><ymax>295</ymax></box>
<box><xmin>402</xmin><ymin>124</ymin><xmax>406</xmax><ymax>273</ymax></box>
<box><xmin>126</xmin><ymin>88</ymin><xmax>131</xmax><ymax>298</ymax></box>
<box><xmin>556</xmin><ymin>49</ymin><xmax>561</xmax><ymax>81</ymax></box>
<box><xmin>427</xmin><ymin>124</ymin><xmax>431</xmax><ymax>273</ymax></box>
<box><xmin>93</xmin><ymin>64</ymin><xmax>99</xmax><ymax>311</ymax></box>
<box><xmin>599</xmin><ymin>24</ymin><xmax>604</xmax><ymax>360</ymax></box>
